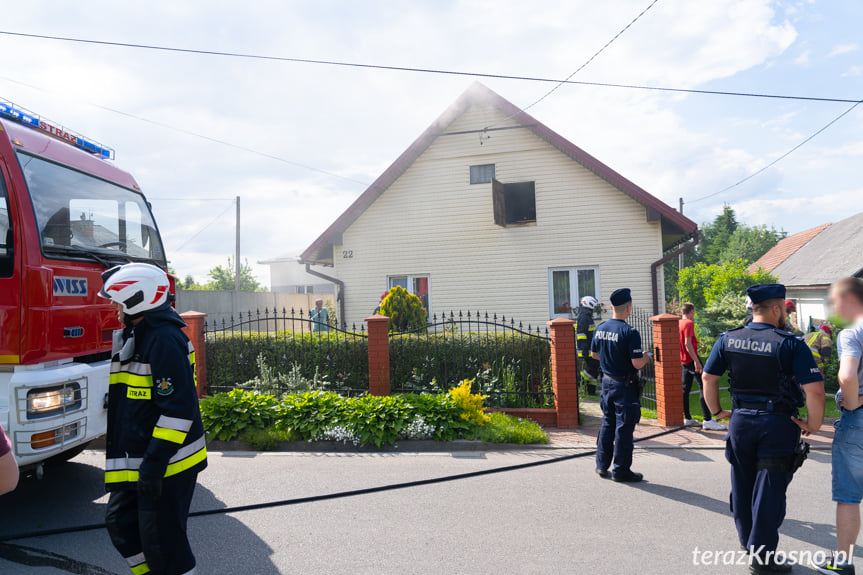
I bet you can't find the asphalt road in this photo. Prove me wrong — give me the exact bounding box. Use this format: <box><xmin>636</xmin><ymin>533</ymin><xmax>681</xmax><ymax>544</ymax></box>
<box><xmin>0</xmin><ymin>446</ymin><xmax>843</xmax><ymax>574</ymax></box>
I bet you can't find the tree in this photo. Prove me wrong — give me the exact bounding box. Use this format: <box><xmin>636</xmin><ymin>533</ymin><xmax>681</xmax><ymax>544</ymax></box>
<box><xmin>678</xmin><ymin>259</ymin><xmax>777</xmax><ymax>310</ymax></box>
<box><xmin>207</xmin><ymin>256</ymin><xmax>262</xmax><ymax>291</ymax></box>
<box><xmin>698</xmin><ymin>204</ymin><xmax>739</xmax><ymax>265</ymax></box>
<box><xmin>719</xmin><ymin>225</ymin><xmax>785</xmax><ymax>264</ymax></box>
<box><xmin>678</xmin><ymin>259</ymin><xmax>777</xmax><ymax>351</ymax></box>
<box><xmin>378</xmin><ymin>286</ymin><xmax>427</xmax><ymax>332</ymax></box>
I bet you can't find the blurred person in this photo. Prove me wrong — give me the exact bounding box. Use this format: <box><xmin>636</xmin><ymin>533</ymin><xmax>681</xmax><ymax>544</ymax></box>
<box><xmin>813</xmin><ymin>278</ymin><xmax>863</xmax><ymax>575</ymax></box>
<box><xmin>679</xmin><ymin>302</ymin><xmax>725</xmax><ymax>431</ymax></box>
<box><xmin>311</xmin><ymin>298</ymin><xmax>330</xmax><ymax>333</ymax></box>
<box><xmin>0</xmin><ymin>422</ymin><xmax>18</xmax><ymax>495</ymax></box>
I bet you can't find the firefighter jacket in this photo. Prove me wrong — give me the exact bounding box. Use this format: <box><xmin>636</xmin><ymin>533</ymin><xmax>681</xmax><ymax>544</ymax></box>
<box><xmin>804</xmin><ymin>330</ymin><xmax>833</xmax><ymax>366</ymax></box>
<box><xmin>575</xmin><ymin>306</ymin><xmax>596</xmax><ymax>359</ymax></box>
<box><xmin>105</xmin><ymin>305</ymin><xmax>207</xmax><ymax>491</ymax></box>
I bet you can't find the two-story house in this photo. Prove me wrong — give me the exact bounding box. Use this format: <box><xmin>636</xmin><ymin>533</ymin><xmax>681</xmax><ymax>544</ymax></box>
<box><xmin>299</xmin><ymin>83</ymin><xmax>697</xmax><ymax>328</ymax></box>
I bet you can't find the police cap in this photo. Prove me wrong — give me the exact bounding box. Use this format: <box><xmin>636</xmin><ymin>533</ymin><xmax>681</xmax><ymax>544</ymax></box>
<box><xmin>610</xmin><ymin>288</ymin><xmax>632</xmax><ymax>306</ymax></box>
<box><xmin>746</xmin><ymin>283</ymin><xmax>786</xmax><ymax>304</ymax></box>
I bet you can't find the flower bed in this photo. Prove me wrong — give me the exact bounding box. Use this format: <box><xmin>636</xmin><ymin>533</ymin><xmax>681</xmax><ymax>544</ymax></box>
<box><xmin>199</xmin><ymin>381</ymin><xmax>549</xmax><ymax>449</ymax></box>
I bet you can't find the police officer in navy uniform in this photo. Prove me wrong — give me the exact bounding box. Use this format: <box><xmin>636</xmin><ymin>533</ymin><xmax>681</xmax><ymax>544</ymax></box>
<box><xmin>703</xmin><ymin>284</ymin><xmax>825</xmax><ymax>574</ymax></box>
<box><xmin>591</xmin><ymin>288</ymin><xmax>651</xmax><ymax>482</ymax></box>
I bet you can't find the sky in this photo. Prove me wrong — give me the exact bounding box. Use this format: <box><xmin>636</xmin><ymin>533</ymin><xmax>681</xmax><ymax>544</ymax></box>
<box><xmin>0</xmin><ymin>0</ymin><xmax>860</xmax><ymax>286</ymax></box>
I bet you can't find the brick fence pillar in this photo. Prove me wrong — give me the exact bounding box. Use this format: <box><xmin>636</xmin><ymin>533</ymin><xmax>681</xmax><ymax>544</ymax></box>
<box><xmin>650</xmin><ymin>313</ymin><xmax>684</xmax><ymax>427</ymax></box>
<box><xmin>548</xmin><ymin>317</ymin><xmax>578</xmax><ymax>429</ymax></box>
<box><xmin>180</xmin><ymin>311</ymin><xmax>208</xmax><ymax>399</ymax></box>
<box><xmin>365</xmin><ymin>315</ymin><xmax>391</xmax><ymax>397</ymax></box>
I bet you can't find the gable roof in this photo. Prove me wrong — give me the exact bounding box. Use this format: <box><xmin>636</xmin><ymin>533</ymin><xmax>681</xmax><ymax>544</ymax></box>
<box><xmin>301</xmin><ymin>83</ymin><xmax>696</xmax><ymax>264</ymax></box>
<box><xmin>747</xmin><ymin>223</ymin><xmax>832</xmax><ymax>273</ymax></box>
<box><xmin>771</xmin><ymin>211</ymin><xmax>863</xmax><ymax>287</ymax></box>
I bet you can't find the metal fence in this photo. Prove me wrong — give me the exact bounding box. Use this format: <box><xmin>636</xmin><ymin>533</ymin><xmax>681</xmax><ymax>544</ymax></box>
<box><xmin>628</xmin><ymin>306</ymin><xmax>657</xmax><ymax>412</ymax></box>
<box><xmin>204</xmin><ymin>308</ymin><xmax>369</xmax><ymax>395</ymax></box>
<box><xmin>389</xmin><ymin>311</ymin><xmax>555</xmax><ymax>408</ymax></box>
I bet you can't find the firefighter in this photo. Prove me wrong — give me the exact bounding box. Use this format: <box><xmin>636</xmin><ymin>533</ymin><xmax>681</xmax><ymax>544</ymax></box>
<box><xmin>785</xmin><ymin>300</ymin><xmax>802</xmax><ymax>335</ymax></box>
<box><xmin>576</xmin><ymin>295</ymin><xmax>601</xmax><ymax>394</ymax></box>
<box><xmin>804</xmin><ymin>324</ymin><xmax>834</xmax><ymax>373</ymax></box>
<box><xmin>99</xmin><ymin>263</ymin><xmax>206</xmax><ymax>575</ymax></box>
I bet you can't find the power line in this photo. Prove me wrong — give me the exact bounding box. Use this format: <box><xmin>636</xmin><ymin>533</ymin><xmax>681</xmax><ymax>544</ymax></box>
<box><xmin>505</xmin><ymin>0</ymin><xmax>660</xmax><ymax>123</ymax></box>
<box><xmin>689</xmin><ymin>97</ymin><xmax>863</xmax><ymax>204</ymax></box>
<box><xmin>172</xmin><ymin>200</ymin><xmax>236</xmax><ymax>253</ymax></box>
<box><xmin>0</xmin><ymin>75</ymin><xmax>369</xmax><ymax>186</ymax></box>
<box><xmin>0</xmin><ymin>30</ymin><xmax>858</xmax><ymax>105</ymax></box>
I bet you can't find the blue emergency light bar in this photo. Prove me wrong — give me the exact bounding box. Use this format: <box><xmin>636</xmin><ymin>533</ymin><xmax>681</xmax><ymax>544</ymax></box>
<box><xmin>0</xmin><ymin>98</ymin><xmax>114</xmax><ymax>160</ymax></box>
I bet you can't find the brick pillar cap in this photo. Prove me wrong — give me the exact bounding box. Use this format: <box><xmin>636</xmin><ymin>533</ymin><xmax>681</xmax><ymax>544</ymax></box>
<box><xmin>365</xmin><ymin>314</ymin><xmax>390</xmax><ymax>323</ymax></box>
<box><xmin>650</xmin><ymin>313</ymin><xmax>680</xmax><ymax>323</ymax></box>
<box><xmin>547</xmin><ymin>317</ymin><xmax>576</xmax><ymax>327</ymax></box>
<box><xmin>180</xmin><ymin>311</ymin><xmax>208</xmax><ymax>319</ymax></box>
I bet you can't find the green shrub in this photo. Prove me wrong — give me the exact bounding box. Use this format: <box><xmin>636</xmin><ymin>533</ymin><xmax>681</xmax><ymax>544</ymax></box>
<box><xmin>379</xmin><ymin>286</ymin><xmax>427</xmax><ymax>332</ymax></box>
<box><xmin>199</xmin><ymin>389</ymin><xmax>279</xmax><ymax>441</ymax></box>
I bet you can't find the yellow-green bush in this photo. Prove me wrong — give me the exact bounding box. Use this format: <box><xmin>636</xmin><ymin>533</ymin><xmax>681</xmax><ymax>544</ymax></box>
<box><xmin>449</xmin><ymin>379</ymin><xmax>490</xmax><ymax>425</ymax></box>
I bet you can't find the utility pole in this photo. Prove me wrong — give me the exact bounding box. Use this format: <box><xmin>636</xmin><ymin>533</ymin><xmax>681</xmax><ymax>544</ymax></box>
<box><xmin>678</xmin><ymin>197</ymin><xmax>685</xmax><ymax>272</ymax></box>
<box><xmin>234</xmin><ymin>196</ymin><xmax>241</xmax><ymax>293</ymax></box>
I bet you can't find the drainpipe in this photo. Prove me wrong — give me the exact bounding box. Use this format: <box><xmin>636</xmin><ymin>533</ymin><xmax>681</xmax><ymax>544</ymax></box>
<box><xmin>650</xmin><ymin>231</ymin><xmax>700</xmax><ymax>315</ymax></box>
<box><xmin>304</xmin><ymin>262</ymin><xmax>346</xmax><ymax>327</ymax></box>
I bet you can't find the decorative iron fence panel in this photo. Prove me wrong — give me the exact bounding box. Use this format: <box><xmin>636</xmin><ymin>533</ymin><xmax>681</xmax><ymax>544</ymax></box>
<box><xmin>628</xmin><ymin>306</ymin><xmax>657</xmax><ymax>412</ymax></box>
<box><xmin>389</xmin><ymin>311</ymin><xmax>554</xmax><ymax>409</ymax></box>
<box><xmin>204</xmin><ymin>308</ymin><xmax>369</xmax><ymax>396</ymax></box>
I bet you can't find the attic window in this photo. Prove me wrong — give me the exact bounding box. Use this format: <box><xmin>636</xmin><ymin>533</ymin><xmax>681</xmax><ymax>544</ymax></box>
<box><xmin>470</xmin><ymin>164</ymin><xmax>495</xmax><ymax>184</ymax></box>
<box><xmin>492</xmin><ymin>179</ymin><xmax>536</xmax><ymax>226</ymax></box>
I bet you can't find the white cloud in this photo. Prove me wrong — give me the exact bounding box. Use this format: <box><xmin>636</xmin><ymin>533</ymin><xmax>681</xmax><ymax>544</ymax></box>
<box><xmin>2</xmin><ymin>0</ymin><xmax>857</xmax><ymax>286</ymax></box>
<box><xmin>828</xmin><ymin>43</ymin><xmax>859</xmax><ymax>58</ymax></box>
<box><xmin>842</xmin><ymin>66</ymin><xmax>863</xmax><ymax>77</ymax></box>
<box><xmin>794</xmin><ymin>50</ymin><xmax>811</xmax><ymax>66</ymax></box>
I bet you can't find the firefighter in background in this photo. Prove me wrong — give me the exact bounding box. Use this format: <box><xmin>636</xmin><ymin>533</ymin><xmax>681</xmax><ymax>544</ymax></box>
<box><xmin>99</xmin><ymin>263</ymin><xmax>207</xmax><ymax>575</ymax></box>
<box><xmin>576</xmin><ymin>296</ymin><xmax>601</xmax><ymax>395</ymax></box>
<box><xmin>804</xmin><ymin>324</ymin><xmax>834</xmax><ymax>374</ymax></box>
<box><xmin>785</xmin><ymin>299</ymin><xmax>802</xmax><ymax>335</ymax></box>
<box><xmin>744</xmin><ymin>296</ymin><xmax>754</xmax><ymax>326</ymax></box>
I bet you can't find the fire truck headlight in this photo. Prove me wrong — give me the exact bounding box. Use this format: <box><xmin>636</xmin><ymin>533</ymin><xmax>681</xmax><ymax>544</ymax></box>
<box><xmin>27</xmin><ymin>384</ymin><xmax>82</xmax><ymax>418</ymax></box>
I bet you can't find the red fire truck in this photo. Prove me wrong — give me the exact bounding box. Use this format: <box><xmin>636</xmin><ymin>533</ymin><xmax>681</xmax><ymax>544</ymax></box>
<box><xmin>0</xmin><ymin>99</ymin><xmax>171</xmax><ymax>477</ymax></box>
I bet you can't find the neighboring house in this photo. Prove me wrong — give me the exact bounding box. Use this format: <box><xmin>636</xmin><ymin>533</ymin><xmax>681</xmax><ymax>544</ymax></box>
<box><xmin>749</xmin><ymin>211</ymin><xmax>863</xmax><ymax>331</ymax></box>
<box><xmin>260</xmin><ymin>255</ymin><xmax>334</xmax><ymax>294</ymax></box>
<box><xmin>300</xmin><ymin>83</ymin><xmax>697</xmax><ymax>328</ymax></box>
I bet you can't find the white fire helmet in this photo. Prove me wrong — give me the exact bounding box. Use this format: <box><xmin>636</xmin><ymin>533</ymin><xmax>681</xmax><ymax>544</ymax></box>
<box><xmin>99</xmin><ymin>263</ymin><xmax>171</xmax><ymax>315</ymax></box>
<box><xmin>745</xmin><ymin>296</ymin><xmax>753</xmax><ymax>309</ymax></box>
<box><xmin>580</xmin><ymin>296</ymin><xmax>599</xmax><ymax>309</ymax></box>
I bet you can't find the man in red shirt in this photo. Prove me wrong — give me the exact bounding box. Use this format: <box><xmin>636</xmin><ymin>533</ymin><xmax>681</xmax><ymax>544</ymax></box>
<box><xmin>680</xmin><ymin>302</ymin><xmax>726</xmax><ymax>431</ymax></box>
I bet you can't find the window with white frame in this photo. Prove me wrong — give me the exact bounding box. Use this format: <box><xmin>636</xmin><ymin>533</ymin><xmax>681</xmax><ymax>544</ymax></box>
<box><xmin>548</xmin><ymin>267</ymin><xmax>599</xmax><ymax>318</ymax></box>
<box><xmin>387</xmin><ymin>275</ymin><xmax>431</xmax><ymax>316</ymax></box>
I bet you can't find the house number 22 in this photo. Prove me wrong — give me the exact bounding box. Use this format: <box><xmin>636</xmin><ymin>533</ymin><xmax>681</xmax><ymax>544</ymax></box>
<box><xmin>342</xmin><ymin>250</ymin><xmax>354</xmax><ymax>259</ymax></box>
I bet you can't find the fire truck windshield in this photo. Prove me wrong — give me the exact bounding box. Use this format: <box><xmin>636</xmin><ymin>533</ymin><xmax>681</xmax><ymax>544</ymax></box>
<box><xmin>17</xmin><ymin>151</ymin><xmax>166</xmax><ymax>266</ymax></box>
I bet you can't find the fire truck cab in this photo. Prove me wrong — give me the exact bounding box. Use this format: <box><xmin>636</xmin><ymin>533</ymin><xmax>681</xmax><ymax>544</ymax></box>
<box><xmin>0</xmin><ymin>99</ymin><xmax>170</xmax><ymax>474</ymax></box>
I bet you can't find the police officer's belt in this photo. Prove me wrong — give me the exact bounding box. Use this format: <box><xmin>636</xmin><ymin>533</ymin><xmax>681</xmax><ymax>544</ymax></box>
<box><xmin>735</xmin><ymin>400</ymin><xmax>795</xmax><ymax>414</ymax></box>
